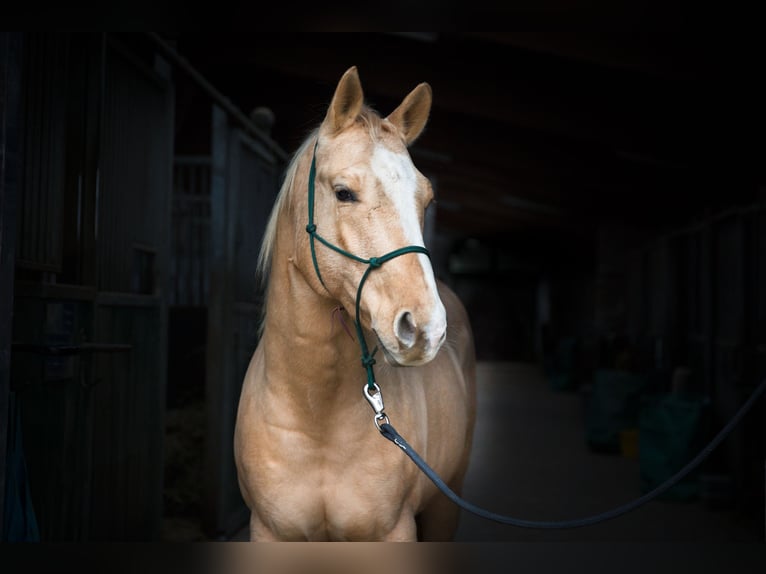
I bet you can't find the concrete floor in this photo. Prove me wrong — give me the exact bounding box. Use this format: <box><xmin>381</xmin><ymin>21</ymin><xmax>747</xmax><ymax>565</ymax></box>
<box><xmin>454</xmin><ymin>361</ymin><xmax>763</xmax><ymax>543</ymax></box>
<box><xmin>229</xmin><ymin>361</ymin><xmax>763</xmax><ymax>543</ymax></box>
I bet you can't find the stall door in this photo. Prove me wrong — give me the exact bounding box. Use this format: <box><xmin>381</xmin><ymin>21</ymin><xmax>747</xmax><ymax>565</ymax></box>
<box><xmin>10</xmin><ymin>33</ymin><xmax>173</xmax><ymax>541</ymax></box>
<box><xmin>87</xmin><ymin>38</ymin><xmax>173</xmax><ymax>540</ymax></box>
<box><xmin>204</xmin><ymin>105</ymin><xmax>282</xmax><ymax>538</ymax></box>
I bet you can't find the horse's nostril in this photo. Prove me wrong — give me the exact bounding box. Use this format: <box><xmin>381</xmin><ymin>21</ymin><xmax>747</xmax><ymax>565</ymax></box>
<box><xmin>394</xmin><ymin>311</ymin><xmax>417</xmax><ymax>349</ymax></box>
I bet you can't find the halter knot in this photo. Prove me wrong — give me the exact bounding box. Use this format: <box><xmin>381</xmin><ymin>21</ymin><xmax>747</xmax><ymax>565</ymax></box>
<box><xmin>361</xmin><ymin>355</ymin><xmax>377</xmax><ymax>368</ymax></box>
<box><xmin>368</xmin><ymin>257</ymin><xmax>382</xmax><ymax>269</ymax></box>
<box><xmin>305</xmin><ymin>223</ymin><xmax>317</xmax><ymax>234</ymax></box>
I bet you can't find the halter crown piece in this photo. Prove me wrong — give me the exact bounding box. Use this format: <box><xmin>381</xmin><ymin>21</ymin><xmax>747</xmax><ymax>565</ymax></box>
<box><xmin>304</xmin><ymin>141</ymin><xmax>431</xmax><ymax>396</ymax></box>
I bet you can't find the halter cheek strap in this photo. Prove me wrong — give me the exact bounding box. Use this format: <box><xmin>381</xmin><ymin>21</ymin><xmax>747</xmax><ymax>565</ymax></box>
<box><xmin>304</xmin><ymin>141</ymin><xmax>430</xmax><ymax>393</ymax></box>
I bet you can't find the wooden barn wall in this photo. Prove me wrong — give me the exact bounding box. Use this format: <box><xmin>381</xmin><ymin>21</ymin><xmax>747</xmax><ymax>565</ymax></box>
<box><xmin>8</xmin><ymin>33</ymin><xmax>173</xmax><ymax>541</ymax></box>
<box><xmin>753</xmin><ymin>210</ymin><xmax>766</xmax><ymax>508</ymax></box>
<box><xmin>0</xmin><ymin>32</ymin><xmax>23</xmax><ymax>540</ymax></box>
<box><xmin>89</xmin><ymin>300</ymin><xmax>166</xmax><ymax>540</ymax></box>
<box><xmin>231</xmin><ymin>137</ymin><xmax>276</xmax><ymax>306</ymax></box>
<box><xmin>14</xmin><ymin>33</ymin><xmax>68</xmax><ymax>273</ymax></box>
<box><xmin>98</xmin><ymin>41</ymin><xmax>173</xmax><ymax>295</ymax></box>
<box><xmin>11</xmin><ymin>297</ymin><xmax>95</xmax><ymax>541</ymax></box>
<box><xmin>755</xmin><ymin>210</ymin><xmax>766</xmax><ymax>384</ymax></box>
<box><xmin>712</xmin><ymin>215</ymin><xmax>747</xmax><ymax>472</ymax></box>
<box><xmin>94</xmin><ymin>37</ymin><xmax>173</xmax><ymax>540</ymax></box>
<box><xmin>712</xmin><ymin>210</ymin><xmax>765</xmax><ymax>508</ymax></box>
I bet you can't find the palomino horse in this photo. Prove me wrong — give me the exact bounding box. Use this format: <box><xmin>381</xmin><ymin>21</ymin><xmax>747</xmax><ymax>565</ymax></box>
<box><xmin>234</xmin><ymin>66</ymin><xmax>477</xmax><ymax>541</ymax></box>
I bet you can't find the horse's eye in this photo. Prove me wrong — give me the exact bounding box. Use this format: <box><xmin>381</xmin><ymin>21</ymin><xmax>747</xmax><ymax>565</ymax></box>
<box><xmin>335</xmin><ymin>188</ymin><xmax>357</xmax><ymax>203</ymax></box>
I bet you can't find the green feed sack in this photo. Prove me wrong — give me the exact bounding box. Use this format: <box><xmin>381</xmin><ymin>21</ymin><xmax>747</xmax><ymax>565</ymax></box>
<box><xmin>639</xmin><ymin>392</ymin><xmax>710</xmax><ymax>501</ymax></box>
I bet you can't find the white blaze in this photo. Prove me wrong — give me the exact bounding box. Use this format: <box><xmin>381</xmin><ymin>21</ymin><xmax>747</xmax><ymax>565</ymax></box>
<box><xmin>370</xmin><ymin>146</ymin><xmax>446</xmax><ymax>343</ymax></box>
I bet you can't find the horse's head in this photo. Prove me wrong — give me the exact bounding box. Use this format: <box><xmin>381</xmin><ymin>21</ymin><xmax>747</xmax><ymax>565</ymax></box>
<box><xmin>305</xmin><ymin>66</ymin><xmax>446</xmax><ymax>367</ymax></box>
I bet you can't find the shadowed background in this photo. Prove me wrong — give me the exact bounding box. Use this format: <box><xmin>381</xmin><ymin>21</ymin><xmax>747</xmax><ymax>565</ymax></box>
<box><xmin>1</xmin><ymin>12</ymin><xmax>765</xmax><ymax>550</ymax></box>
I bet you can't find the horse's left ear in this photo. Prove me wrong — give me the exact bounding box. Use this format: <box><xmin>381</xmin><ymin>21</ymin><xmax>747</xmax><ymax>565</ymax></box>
<box><xmin>386</xmin><ymin>82</ymin><xmax>432</xmax><ymax>145</ymax></box>
<box><xmin>322</xmin><ymin>66</ymin><xmax>365</xmax><ymax>136</ymax></box>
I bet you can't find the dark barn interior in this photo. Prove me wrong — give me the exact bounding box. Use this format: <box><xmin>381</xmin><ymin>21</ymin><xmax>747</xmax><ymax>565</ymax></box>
<box><xmin>1</xmin><ymin>21</ymin><xmax>765</xmax><ymax>553</ymax></box>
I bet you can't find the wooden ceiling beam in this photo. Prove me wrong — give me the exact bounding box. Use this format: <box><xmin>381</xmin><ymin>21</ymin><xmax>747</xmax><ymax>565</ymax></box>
<box><xmin>176</xmin><ymin>32</ymin><xmax>691</xmax><ymax>162</ymax></box>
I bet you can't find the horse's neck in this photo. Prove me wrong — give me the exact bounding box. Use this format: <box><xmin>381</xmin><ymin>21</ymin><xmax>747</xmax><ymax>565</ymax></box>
<box><xmin>259</xmin><ymin>232</ymin><xmax>361</xmax><ymax>413</ymax></box>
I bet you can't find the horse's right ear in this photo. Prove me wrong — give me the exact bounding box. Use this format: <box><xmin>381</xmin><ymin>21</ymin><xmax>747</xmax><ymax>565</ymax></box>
<box><xmin>321</xmin><ymin>66</ymin><xmax>364</xmax><ymax>136</ymax></box>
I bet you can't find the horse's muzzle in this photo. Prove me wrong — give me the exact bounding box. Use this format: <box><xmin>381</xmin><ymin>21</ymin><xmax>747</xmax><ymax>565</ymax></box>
<box><xmin>377</xmin><ymin>308</ymin><xmax>447</xmax><ymax>367</ymax></box>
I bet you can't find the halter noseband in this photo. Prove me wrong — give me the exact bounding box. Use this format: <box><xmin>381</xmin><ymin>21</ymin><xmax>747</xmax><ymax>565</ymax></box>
<box><xmin>304</xmin><ymin>141</ymin><xmax>430</xmax><ymax>400</ymax></box>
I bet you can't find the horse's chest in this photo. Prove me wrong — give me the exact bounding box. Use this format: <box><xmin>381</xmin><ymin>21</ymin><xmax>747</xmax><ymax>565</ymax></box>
<box><xmin>252</xmin><ymin>441</ymin><xmax>410</xmax><ymax>540</ymax></box>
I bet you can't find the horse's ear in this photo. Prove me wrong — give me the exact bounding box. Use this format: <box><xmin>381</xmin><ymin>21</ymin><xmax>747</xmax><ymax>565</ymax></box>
<box><xmin>386</xmin><ymin>82</ymin><xmax>432</xmax><ymax>145</ymax></box>
<box><xmin>321</xmin><ymin>66</ymin><xmax>365</xmax><ymax>136</ymax></box>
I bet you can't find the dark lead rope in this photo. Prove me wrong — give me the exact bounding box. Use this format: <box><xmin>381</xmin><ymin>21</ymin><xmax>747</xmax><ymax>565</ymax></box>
<box><xmin>379</xmin><ymin>377</ymin><xmax>766</xmax><ymax>529</ymax></box>
<box><xmin>305</xmin><ymin>139</ymin><xmax>766</xmax><ymax>529</ymax></box>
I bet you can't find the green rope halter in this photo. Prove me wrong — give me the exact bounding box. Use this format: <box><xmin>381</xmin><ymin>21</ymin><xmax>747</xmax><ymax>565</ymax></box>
<box><xmin>304</xmin><ymin>141</ymin><xmax>430</xmax><ymax>391</ymax></box>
